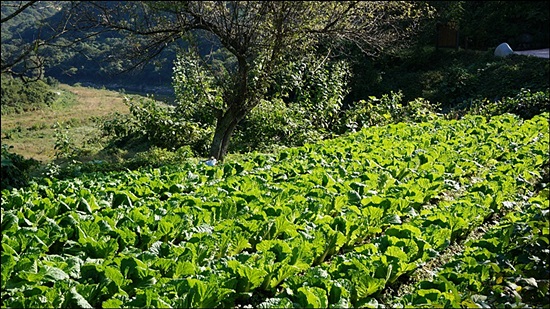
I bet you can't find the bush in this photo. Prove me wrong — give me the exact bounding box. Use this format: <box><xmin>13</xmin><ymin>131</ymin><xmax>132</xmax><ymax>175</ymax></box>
<box><xmin>37</xmin><ymin>145</ymin><xmax>194</xmax><ymax>181</ymax></box>
<box><xmin>100</xmin><ymin>96</ymin><xmax>212</xmax><ymax>156</ymax></box>
<box><xmin>1</xmin><ymin>75</ymin><xmax>57</xmax><ymax>115</ymax></box>
<box><xmin>448</xmin><ymin>88</ymin><xmax>550</xmax><ymax>120</ymax></box>
<box><xmin>338</xmin><ymin>91</ymin><xmax>440</xmax><ymax>133</ymax></box>
<box><xmin>231</xmin><ymin>98</ymin><xmax>324</xmax><ymax>153</ymax></box>
<box><xmin>53</xmin><ymin>122</ymin><xmax>81</xmax><ymax>160</ymax></box>
<box><xmin>44</xmin><ymin>76</ymin><xmax>60</xmax><ymax>87</ymax></box>
<box><xmin>1</xmin><ymin>144</ymin><xmax>40</xmax><ymax>190</ymax></box>
<box><xmin>124</xmin><ymin>146</ymin><xmax>194</xmax><ymax>170</ymax></box>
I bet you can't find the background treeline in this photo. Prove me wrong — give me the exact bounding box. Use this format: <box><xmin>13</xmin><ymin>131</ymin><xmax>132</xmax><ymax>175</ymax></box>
<box><xmin>1</xmin><ymin>1</ymin><xmax>549</xmax><ymax>96</ymax></box>
<box><xmin>1</xmin><ymin>1</ymin><xmax>178</xmax><ymax>91</ymax></box>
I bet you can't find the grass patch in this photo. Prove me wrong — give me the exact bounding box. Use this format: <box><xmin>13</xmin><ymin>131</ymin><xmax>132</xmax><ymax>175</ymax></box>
<box><xmin>1</xmin><ymin>84</ymin><xmax>130</xmax><ymax>163</ymax></box>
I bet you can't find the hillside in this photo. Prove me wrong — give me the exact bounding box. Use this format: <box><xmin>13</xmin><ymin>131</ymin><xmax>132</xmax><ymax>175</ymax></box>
<box><xmin>1</xmin><ymin>1</ymin><xmax>177</xmax><ymax>89</ymax></box>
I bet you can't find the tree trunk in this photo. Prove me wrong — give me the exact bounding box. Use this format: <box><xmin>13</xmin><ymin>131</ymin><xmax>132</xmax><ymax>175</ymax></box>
<box><xmin>208</xmin><ymin>105</ymin><xmax>247</xmax><ymax>161</ymax></box>
<box><xmin>209</xmin><ymin>54</ymin><xmax>252</xmax><ymax>161</ymax></box>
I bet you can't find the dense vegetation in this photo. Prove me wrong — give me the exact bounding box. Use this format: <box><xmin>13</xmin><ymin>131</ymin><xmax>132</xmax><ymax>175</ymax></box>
<box><xmin>349</xmin><ymin>48</ymin><xmax>550</xmax><ymax>110</ymax></box>
<box><xmin>0</xmin><ymin>75</ymin><xmax>60</xmax><ymax>115</ymax></box>
<box><xmin>2</xmin><ymin>112</ymin><xmax>548</xmax><ymax>307</ymax></box>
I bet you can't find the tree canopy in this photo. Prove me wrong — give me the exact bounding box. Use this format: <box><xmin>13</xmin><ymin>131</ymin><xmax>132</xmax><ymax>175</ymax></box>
<box><xmin>75</xmin><ymin>1</ymin><xmax>431</xmax><ymax>160</ymax></box>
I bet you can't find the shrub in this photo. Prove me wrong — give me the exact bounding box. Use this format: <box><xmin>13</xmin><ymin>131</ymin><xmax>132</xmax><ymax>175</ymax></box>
<box><xmin>338</xmin><ymin>91</ymin><xmax>440</xmax><ymax>133</ymax></box>
<box><xmin>1</xmin><ymin>144</ymin><xmax>40</xmax><ymax>190</ymax></box>
<box><xmin>44</xmin><ymin>76</ymin><xmax>60</xmax><ymax>87</ymax></box>
<box><xmin>124</xmin><ymin>146</ymin><xmax>194</xmax><ymax>170</ymax></box>
<box><xmin>1</xmin><ymin>75</ymin><xmax>57</xmax><ymax>115</ymax></box>
<box><xmin>100</xmin><ymin>111</ymin><xmax>139</xmax><ymax>141</ymax></box>
<box><xmin>231</xmin><ymin>98</ymin><xmax>324</xmax><ymax>153</ymax></box>
<box><xmin>448</xmin><ymin>88</ymin><xmax>550</xmax><ymax>120</ymax></box>
<box><xmin>53</xmin><ymin>122</ymin><xmax>81</xmax><ymax>160</ymax></box>
<box><xmin>40</xmin><ymin>145</ymin><xmax>194</xmax><ymax>181</ymax></box>
<box><xmin>100</xmin><ymin>96</ymin><xmax>212</xmax><ymax>156</ymax></box>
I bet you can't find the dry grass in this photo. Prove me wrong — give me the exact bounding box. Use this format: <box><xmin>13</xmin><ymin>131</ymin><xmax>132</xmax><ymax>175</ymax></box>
<box><xmin>1</xmin><ymin>84</ymin><xmax>130</xmax><ymax>163</ymax></box>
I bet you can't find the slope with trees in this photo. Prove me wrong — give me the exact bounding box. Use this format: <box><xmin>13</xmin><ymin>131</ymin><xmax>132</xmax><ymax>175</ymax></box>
<box><xmin>1</xmin><ymin>1</ymin><xmax>177</xmax><ymax>88</ymax></box>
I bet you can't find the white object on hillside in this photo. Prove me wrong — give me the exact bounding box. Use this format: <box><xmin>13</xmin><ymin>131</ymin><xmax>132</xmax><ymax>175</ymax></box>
<box><xmin>494</xmin><ymin>42</ymin><xmax>514</xmax><ymax>57</ymax></box>
<box><xmin>205</xmin><ymin>157</ymin><xmax>217</xmax><ymax>166</ymax></box>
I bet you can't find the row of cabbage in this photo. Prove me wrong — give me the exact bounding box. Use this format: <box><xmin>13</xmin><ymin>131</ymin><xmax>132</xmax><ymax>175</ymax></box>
<box><xmin>1</xmin><ymin>113</ymin><xmax>548</xmax><ymax>308</ymax></box>
<box><xmin>391</xmin><ymin>187</ymin><xmax>549</xmax><ymax>308</ymax></box>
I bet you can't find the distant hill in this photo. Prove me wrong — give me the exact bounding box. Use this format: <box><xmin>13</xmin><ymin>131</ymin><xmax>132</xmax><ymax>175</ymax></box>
<box><xmin>1</xmin><ymin>1</ymin><xmax>178</xmax><ymax>94</ymax></box>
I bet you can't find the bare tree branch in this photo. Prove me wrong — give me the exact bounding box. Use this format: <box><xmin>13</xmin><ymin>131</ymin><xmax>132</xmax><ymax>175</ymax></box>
<box><xmin>0</xmin><ymin>0</ymin><xmax>37</xmax><ymax>24</ymax></box>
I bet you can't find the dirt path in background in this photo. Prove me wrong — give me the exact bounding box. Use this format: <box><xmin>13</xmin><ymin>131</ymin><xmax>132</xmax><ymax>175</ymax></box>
<box><xmin>514</xmin><ymin>48</ymin><xmax>549</xmax><ymax>59</ymax></box>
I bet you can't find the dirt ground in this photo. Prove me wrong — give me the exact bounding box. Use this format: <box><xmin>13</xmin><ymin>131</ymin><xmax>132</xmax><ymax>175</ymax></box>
<box><xmin>513</xmin><ymin>48</ymin><xmax>549</xmax><ymax>59</ymax></box>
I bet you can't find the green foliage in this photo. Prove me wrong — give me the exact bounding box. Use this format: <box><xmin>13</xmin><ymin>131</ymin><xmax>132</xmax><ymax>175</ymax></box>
<box><xmin>231</xmin><ymin>98</ymin><xmax>316</xmax><ymax>153</ymax></box>
<box><xmin>348</xmin><ymin>47</ymin><xmax>549</xmax><ymax>111</ymax></box>
<box><xmin>232</xmin><ymin>57</ymin><xmax>352</xmax><ymax>152</ymax></box>
<box><xmin>40</xmin><ymin>146</ymin><xmax>194</xmax><ymax>181</ymax></box>
<box><xmin>106</xmin><ymin>49</ymin><xmax>485</xmax><ymax>158</ymax></box>
<box><xmin>124</xmin><ymin>146</ymin><xmax>194</xmax><ymax>170</ymax></box>
<box><xmin>1</xmin><ymin>144</ymin><xmax>40</xmax><ymax>190</ymax></box>
<box><xmin>449</xmin><ymin>88</ymin><xmax>550</xmax><ymax>120</ymax></box>
<box><xmin>53</xmin><ymin>122</ymin><xmax>80</xmax><ymax>160</ymax></box>
<box><xmin>395</xmin><ymin>188</ymin><xmax>549</xmax><ymax>308</ymax></box>
<box><xmin>100</xmin><ymin>96</ymin><xmax>212</xmax><ymax>156</ymax></box>
<box><xmin>1</xmin><ymin>74</ymin><xmax>57</xmax><ymax>115</ymax></box>
<box><xmin>339</xmin><ymin>91</ymin><xmax>440</xmax><ymax>132</ymax></box>
<box><xmin>100</xmin><ymin>49</ymin><xmax>226</xmax><ymax>157</ymax></box>
<box><xmin>168</xmin><ymin>49</ymin><xmax>353</xmax><ymax>154</ymax></box>
<box><xmin>100</xmin><ymin>111</ymin><xmax>138</xmax><ymax>141</ymax></box>
<box><xmin>277</xmin><ymin>57</ymin><xmax>351</xmax><ymax>131</ymax></box>
<box><xmin>2</xmin><ymin>112</ymin><xmax>548</xmax><ymax>308</ymax></box>
<box><xmin>172</xmin><ymin>50</ymin><xmax>224</xmax><ymax>126</ymax></box>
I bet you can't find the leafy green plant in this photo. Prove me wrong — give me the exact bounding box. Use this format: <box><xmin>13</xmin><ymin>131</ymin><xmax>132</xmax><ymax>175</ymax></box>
<box><xmin>100</xmin><ymin>95</ymin><xmax>213</xmax><ymax>156</ymax></box>
<box><xmin>53</xmin><ymin>122</ymin><xmax>80</xmax><ymax>160</ymax></box>
<box><xmin>2</xmin><ymin>112</ymin><xmax>547</xmax><ymax>308</ymax></box>
<box><xmin>124</xmin><ymin>146</ymin><xmax>194</xmax><ymax>170</ymax></box>
<box><xmin>338</xmin><ymin>91</ymin><xmax>440</xmax><ymax>132</ymax></box>
<box><xmin>99</xmin><ymin>111</ymin><xmax>138</xmax><ymax>141</ymax></box>
<box><xmin>395</xmin><ymin>188</ymin><xmax>549</xmax><ymax>308</ymax></box>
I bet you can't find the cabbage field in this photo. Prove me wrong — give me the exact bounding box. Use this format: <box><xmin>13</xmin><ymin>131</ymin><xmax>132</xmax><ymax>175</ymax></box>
<box><xmin>1</xmin><ymin>113</ymin><xmax>549</xmax><ymax>308</ymax></box>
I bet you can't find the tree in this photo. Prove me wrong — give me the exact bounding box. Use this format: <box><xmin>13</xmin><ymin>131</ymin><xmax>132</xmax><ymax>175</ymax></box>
<box><xmin>77</xmin><ymin>1</ymin><xmax>432</xmax><ymax>160</ymax></box>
